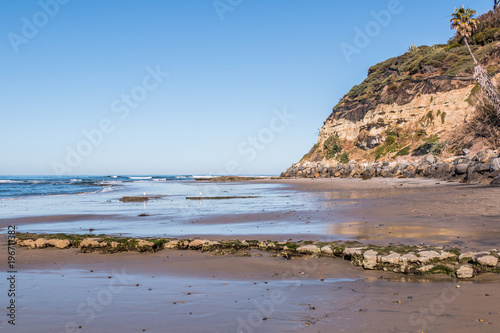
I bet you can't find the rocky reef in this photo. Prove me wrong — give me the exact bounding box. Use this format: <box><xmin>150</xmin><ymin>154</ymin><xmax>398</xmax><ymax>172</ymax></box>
<box><xmin>16</xmin><ymin>233</ymin><xmax>500</xmax><ymax>279</ymax></box>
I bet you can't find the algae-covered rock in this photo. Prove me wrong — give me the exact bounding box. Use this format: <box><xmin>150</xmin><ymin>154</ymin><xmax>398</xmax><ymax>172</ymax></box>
<box><xmin>320</xmin><ymin>245</ymin><xmax>333</xmax><ymax>255</ymax></box>
<box><xmin>456</xmin><ymin>265</ymin><xmax>474</xmax><ymax>279</ymax></box>
<box><xmin>80</xmin><ymin>238</ymin><xmax>101</xmax><ymax>248</ymax></box>
<box><xmin>418</xmin><ymin>265</ymin><xmax>435</xmax><ymax>273</ymax></box>
<box><xmin>189</xmin><ymin>239</ymin><xmax>209</xmax><ymax>249</ymax></box>
<box><xmin>297</xmin><ymin>245</ymin><xmax>320</xmax><ymax>254</ymax></box>
<box><xmin>381</xmin><ymin>252</ymin><xmax>401</xmax><ymax>265</ymax></box>
<box><xmin>417</xmin><ymin>250</ymin><xmax>441</xmax><ymax>263</ymax></box>
<box><xmin>476</xmin><ymin>255</ymin><xmax>499</xmax><ymax>267</ymax></box>
<box><xmin>47</xmin><ymin>239</ymin><xmax>71</xmax><ymax>249</ymax></box>
<box><xmin>344</xmin><ymin>247</ymin><xmax>366</xmax><ymax>257</ymax></box>
<box><xmin>362</xmin><ymin>250</ymin><xmax>378</xmax><ymax>270</ymax></box>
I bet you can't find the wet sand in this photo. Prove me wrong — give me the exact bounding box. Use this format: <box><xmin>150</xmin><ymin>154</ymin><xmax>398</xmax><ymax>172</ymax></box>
<box><xmin>1</xmin><ymin>178</ymin><xmax>500</xmax><ymax>332</ymax></box>
<box><xmin>1</xmin><ymin>246</ymin><xmax>499</xmax><ymax>332</ymax></box>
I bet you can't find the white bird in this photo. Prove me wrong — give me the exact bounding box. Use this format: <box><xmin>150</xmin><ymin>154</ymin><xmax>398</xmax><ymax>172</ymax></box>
<box><xmin>199</xmin><ymin>192</ymin><xmax>202</xmax><ymax>197</ymax></box>
<box><xmin>143</xmin><ymin>192</ymin><xmax>147</xmax><ymax>197</ymax></box>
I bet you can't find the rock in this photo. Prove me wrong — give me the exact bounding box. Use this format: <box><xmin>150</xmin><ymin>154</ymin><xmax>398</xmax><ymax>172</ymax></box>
<box><xmin>476</xmin><ymin>255</ymin><xmax>499</xmax><ymax>267</ymax></box>
<box><xmin>490</xmin><ymin>158</ymin><xmax>500</xmax><ymax>173</ymax></box>
<box><xmin>417</xmin><ymin>250</ymin><xmax>441</xmax><ymax>263</ymax></box>
<box><xmin>320</xmin><ymin>246</ymin><xmax>333</xmax><ymax>255</ymax></box>
<box><xmin>424</xmin><ymin>154</ymin><xmax>435</xmax><ymax>164</ymax></box>
<box><xmin>110</xmin><ymin>241</ymin><xmax>120</xmax><ymax>248</ymax></box>
<box><xmin>462</xmin><ymin>149</ymin><xmax>470</xmax><ymax>156</ymax></box>
<box><xmin>344</xmin><ymin>247</ymin><xmax>367</xmax><ymax>257</ymax></box>
<box><xmin>459</xmin><ymin>251</ymin><xmax>480</xmax><ymax>261</ymax></box>
<box><xmin>297</xmin><ymin>245</ymin><xmax>321</xmax><ymax>254</ymax></box>
<box><xmin>438</xmin><ymin>251</ymin><xmax>457</xmax><ymax>260</ymax></box>
<box><xmin>362</xmin><ymin>250</ymin><xmax>378</xmax><ymax>270</ymax></box>
<box><xmin>456</xmin><ymin>265</ymin><xmax>474</xmax><ymax>279</ymax></box>
<box><xmin>164</xmin><ymin>240</ymin><xmax>179</xmax><ymax>249</ymax></box>
<box><xmin>34</xmin><ymin>238</ymin><xmax>48</xmax><ymax>248</ymax></box>
<box><xmin>492</xmin><ymin>176</ymin><xmax>500</xmax><ymax>185</ymax></box>
<box><xmin>47</xmin><ymin>239</ymin><xmax>71</xmax><ymax>249</ymax></box>
<box><xmin>381</xmin><ymin>252</ymin><xmax>401</xmax><ymax>265</ymax></box>
<box><xmin>400</xmin><ymin>253</ymin><xmax>419</xmax><ymax>264</ymax></box>
<box><xmin>188</xmin><ymin>239</ymin><xmax>209</xmax><ymax>249</ymax></box>
<box><xmin>18</xmin><ymin>239</ymin><xmax>36</xmax><ymax>248</ymax></box>
<box><xmin>455</xmin><ymin>163</ymin><xmax>469</xmax><ymax>175</ymax></box>
<box><xmin>137</xmin><ymin>240</ymin><xmax>155</xmax><ymax>248</ymax></box>
<box><xmin>80</xmin><ymin>238</ymin><xmax>101</xmax><ymax>248</ymax></box>
<box><xmin>419</xmin><ymin>265</ymin><xmax>435</xmax><ymax>273</ymax></box>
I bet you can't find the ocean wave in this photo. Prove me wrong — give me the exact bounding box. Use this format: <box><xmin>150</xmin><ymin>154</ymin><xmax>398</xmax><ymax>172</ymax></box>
<box><xmin>70</xmin><ymin>179</ymin><xmax>82</xmax><ymax>182</ymax></box>
<box><xmin>129</xmin><ymin>176</ymin><xmax>152</xmax><ymax>180</ymax></box>
<box><xmin>0</xmin><ymin>180</ymin><xmax>24</xmax><ymax>183</ymax></box>
<box><xmin>109</xmin><ymin>175</ymin><xmax>118</xmax><ymax>178</ymax></box>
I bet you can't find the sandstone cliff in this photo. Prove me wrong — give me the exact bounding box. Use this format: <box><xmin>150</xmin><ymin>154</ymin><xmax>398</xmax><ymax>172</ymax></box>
<box><xmin>283</xmin><ymin>10</ymin><xmax>500</xmax><ymax>182</ymax></box>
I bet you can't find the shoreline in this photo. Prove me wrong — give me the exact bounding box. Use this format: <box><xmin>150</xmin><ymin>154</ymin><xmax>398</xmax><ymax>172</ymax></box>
<box><xmin>3</xmin><ymin>177</ymin><xmax>500</xmax><ymax>332</ymax></box>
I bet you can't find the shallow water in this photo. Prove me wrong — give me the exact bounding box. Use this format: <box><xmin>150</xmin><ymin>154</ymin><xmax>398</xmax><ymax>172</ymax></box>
<box><xmin>1</xmin><ymin>180</ymin><xmax>349</xmax><ymax>239</ymax></box>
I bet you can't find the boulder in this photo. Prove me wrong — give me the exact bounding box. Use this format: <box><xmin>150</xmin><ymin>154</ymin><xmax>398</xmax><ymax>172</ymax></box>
<box><xmin>455</xmin><ymin>164</ymin><xmax>469</xmax><ymax>175</ymax></box>
<box><xmin>164</xmin><ymin>240</ymin><xmax>180</xmax><ymax>249</ymax></box>
<box><xmin>344</xmin><ymin>247</ymin><xmax>367</xmax><ymax>257</ymax></box>
<box><xmin>47</xmin><ymin>239</ymin><xmax>71</xmax><ymax>249</ymax></box>
<box><xmin>476</xmin><ymin>255</ymin><xmax>499</xmax><ymax>267</ymax></box>
<box><xmin>362</xmin><ymin>250</ymin><xmax>378</xmax><ymax>270</ymax></box>
<box><xmin>417</xmin><ymin>250</ymin><xmax>441</xmax><ymax>263</ymax></box>
<box><xmin>18</xmin><ymin>239</ymin><xmax>36</xmax><ymax>249</ymax></box>
<box><xmin>381</xmin><ymin>252</ymin><xmax>401</xmax><ymax>265</ymax></box>
<box><xmin>400</xmin><ymin>253</ymin><xmax>419</xmax><ymax>264</ymax></box>
<box><xmin>34</xmin><ymin>238</ymin><xmax>48</xmax><ymax>248</ymax></box>
<box><xmin>297</xmin><ymin>245</ymin><xmax>321</xmax><ymax>254</ymax></box>
<box><xmin>418</xmin><ymin>265</ymin><xmax>435</xmax><ymax>273</ymax></box>
<box><xmin>320</xmin><ymin>246</ymin><xmax>333</xmax><ymax>255</ymax></box>
<box><xmin>188</xmin><ymin>239</ymin><xmax>209</xmax><ymax>249</ymax></box>
<box><xmin>80</xmin><ymin>238</ymin><xmax>101</xmax><ymax>247</ymax></box>
<box><xmin>490</xmin><ymin>158</ymin><xmax>500</xmax><ymax>173</ymax></box>
<box><xmin>137</xmin><ymin>240</ymin><xmax>155</xmax><ymax>248</ymax></box>
<box><xmin>456</xmin><ymin>265</ymin><xmax>474</xmax><ymax>279</ymax></box>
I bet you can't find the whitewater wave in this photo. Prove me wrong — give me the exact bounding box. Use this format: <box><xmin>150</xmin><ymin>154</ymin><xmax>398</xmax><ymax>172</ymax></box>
<box><xmin>129</xmin><ymin>176</ymin><xmax>153</xmax><ymax>180</ymax></box>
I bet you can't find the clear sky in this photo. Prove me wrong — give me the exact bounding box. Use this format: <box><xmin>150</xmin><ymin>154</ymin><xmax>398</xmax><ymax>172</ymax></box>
<box><xmin>0</xmin><ymin>0</ymin><xmax>492</xmax><ymax>175</ymax></box>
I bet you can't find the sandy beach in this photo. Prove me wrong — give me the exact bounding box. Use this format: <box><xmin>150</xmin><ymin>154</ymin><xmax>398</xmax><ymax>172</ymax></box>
<box><xmin>1</xmin><ymin>178</ymin><xmax>500</xmax><ymax>332</ymax></box>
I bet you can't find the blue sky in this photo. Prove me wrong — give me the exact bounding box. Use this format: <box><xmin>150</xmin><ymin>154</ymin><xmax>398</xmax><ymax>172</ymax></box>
<box><xmin>0</xmin><ymin>0</ymin><xmax>492</xmax><ymax>175</ymax></box>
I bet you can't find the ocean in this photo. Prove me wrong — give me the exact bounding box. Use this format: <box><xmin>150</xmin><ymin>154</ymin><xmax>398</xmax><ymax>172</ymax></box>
<box><xmin>1</xmin><ymin>175</ymin><xmax>327</xmax><ymax>238</ymax></box>
<box><xmin>0</xmin><ymin>175</ymin><xmax>204</xmax><ymax>199</ymax></box>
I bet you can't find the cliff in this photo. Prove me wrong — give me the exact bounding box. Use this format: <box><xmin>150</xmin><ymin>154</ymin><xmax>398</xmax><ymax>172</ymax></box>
<box><xmin>282</xmin><ymin>10</ymin><xmax>500</xmax><ymax>182</ymax></box>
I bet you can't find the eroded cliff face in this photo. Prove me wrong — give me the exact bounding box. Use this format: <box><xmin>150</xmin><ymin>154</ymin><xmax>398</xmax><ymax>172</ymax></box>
<box><xmin>293</xmin><ymin>39</ymin><xmax>500</xmax><ymax>168</ymax></box>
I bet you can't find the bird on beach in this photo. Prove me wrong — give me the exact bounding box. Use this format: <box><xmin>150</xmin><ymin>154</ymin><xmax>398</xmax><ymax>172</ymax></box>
<box><xmin>143</xmin><ymin>192</ymin><xmax>147</xmax><ymax>197</ymax></box>
<box><xmin>200</xmin><ymin>192</ymin><xmax>202</xmax><ymax>197</ymax></box>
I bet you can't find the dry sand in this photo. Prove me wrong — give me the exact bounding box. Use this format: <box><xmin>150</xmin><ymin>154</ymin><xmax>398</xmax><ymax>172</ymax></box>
<box><xmin>1</xmin><ymin>178</ymin><xmax>500</xmax><ymax>332</ymax></box>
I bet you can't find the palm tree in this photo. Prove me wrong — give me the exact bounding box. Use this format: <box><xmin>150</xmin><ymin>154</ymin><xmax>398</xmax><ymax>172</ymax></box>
<box><xmin>451</xmin><ymin>6</ymin><xmax>500</xmax><ymax>115</ymax></box>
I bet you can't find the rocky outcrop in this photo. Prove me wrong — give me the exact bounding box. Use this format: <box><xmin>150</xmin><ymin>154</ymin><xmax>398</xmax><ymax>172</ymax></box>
<box><xmin>281</xmin><ymin>149</ymin><xmax>500</xmax><ymax>185</ymax></box>
<box><xmin>16</xmin><ymin>234</ymin><xmax>500</xmax><ymax>279</ymax></box>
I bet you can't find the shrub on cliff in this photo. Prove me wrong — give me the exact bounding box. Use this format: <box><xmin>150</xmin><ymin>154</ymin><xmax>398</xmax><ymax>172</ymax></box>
<box><xmin>324</xmin><ymin>135</ymin><xmax>342</xmax><ymax>159</ymax></box>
